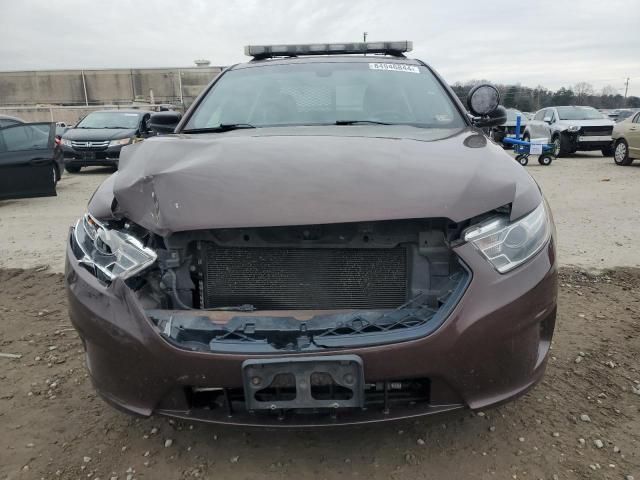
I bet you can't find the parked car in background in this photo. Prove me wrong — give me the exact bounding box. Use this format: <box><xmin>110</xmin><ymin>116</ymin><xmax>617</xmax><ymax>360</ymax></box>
<box><xmin>614</xmin><ymin>109</ymin><xmax>638</xmax><ymax>123</ymax></box>
<box><xmin>612</xmin><ymin>111</ymin><xmax>640</xmax><ymax>166</ymax></box>
<box><xmin>489</xmin><ymin>108</ymin><xmax>528</xmax><ymax>147</ymax></box>
<box><xmin>0</xmin><ymin>122</ymin><xmax>62</xmax><ymax>200</ymax></box>
<box><xmin>0</xmin><ymin>114</ymin><xmax>25</xmax><ymax>128</ymax></box>
<box><xmin>523</xmin><ymin>106</ymin><xmax>615</xmax><ymax>157</ymax></box>
<box><xmin>61</xmin><ymin>110</ymin><xmax>155</xmax><ymax>173</ymax></box>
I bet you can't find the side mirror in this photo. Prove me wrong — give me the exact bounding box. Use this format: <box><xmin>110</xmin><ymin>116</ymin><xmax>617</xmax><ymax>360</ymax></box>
<box><xmin>543</xmin><ymin>116</ymin><xmax>552</xmax><ymax>124</ymax></box>
<box><xmin>467</xmin><ymin>84</ymin><xmax>506</xmax><ymax>128</ymax></box>
<box><xmin>149</xmin><ymin>111</ymin><xmax>182</xmax><ymax>135</ymax></box>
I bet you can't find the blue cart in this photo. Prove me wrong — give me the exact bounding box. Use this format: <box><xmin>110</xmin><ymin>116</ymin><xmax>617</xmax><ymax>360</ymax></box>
<box><xmin>502</xmin><ymin>116</ymin><xmax>555</xmax><ymax>166</ymax></box>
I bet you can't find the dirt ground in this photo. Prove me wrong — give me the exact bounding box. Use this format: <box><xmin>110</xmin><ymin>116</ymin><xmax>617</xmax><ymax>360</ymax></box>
<box><xmin>1</xmin><ymin>152</ymin><xmax>639</xmax><ymax>480</ymax></box>
<box><xmin>0</xmin><ymin>267</ymin><xmax>638</xmax><ymax>480</ymax></box>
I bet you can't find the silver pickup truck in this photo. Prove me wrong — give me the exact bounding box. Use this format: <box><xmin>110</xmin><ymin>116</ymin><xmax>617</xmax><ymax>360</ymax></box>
<box><xmin>523</xmin><ymin>106</ymin><xmax>615</xmax><ymax>157</ymax></box>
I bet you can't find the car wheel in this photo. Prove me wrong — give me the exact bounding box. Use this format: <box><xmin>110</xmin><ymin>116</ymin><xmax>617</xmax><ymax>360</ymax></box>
<box><xmin>552</xmin><ymin>133</ymin><xmax>569</xmax><ymax>157</ymax></box>
<box><xmin>613</xmin><ymin>139</ymin><xmax>632</xmax><ymax>166</ymax></box>
<box><xmin>515</xmin><ymin>154</ymin><xmax>528</xmax><ymax>166</ymax></box>
<box><xmin>65</xmin><ymin>165</ymin><xmax>81</xmax><ymax>173</ymax></box>
<box><xmin>601</xmin><ymin>144</ymin><xmax>614</xmax><ymax>157</ymax></box>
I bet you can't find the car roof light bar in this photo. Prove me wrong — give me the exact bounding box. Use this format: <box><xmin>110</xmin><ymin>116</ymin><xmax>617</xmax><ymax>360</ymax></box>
<box><xmin>244</xmin><ymin>41</ymin><xmax>413</xmax><ymax>60</ymax></box>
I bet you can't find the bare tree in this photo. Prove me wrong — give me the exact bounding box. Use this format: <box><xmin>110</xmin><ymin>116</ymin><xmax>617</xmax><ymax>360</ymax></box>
<box><xmin>600</xmin><ymin>85</ymin><xmax>617</xmax><ymax>96</ymax></box>
<box><xmin>574</xmin><ymin>82</ymin><xmax>594</xmax><ymax>105</ymax></box>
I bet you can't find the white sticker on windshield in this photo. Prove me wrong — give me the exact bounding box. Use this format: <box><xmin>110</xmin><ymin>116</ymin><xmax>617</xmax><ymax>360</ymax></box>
<box><xmin>369</xmin><ymin>63</ymin><xmax>420</xmax><ymax>73</ymax></box>
<box><xmin>124</xmin><ymin>113</ymin><xmax>139</xmax><ymax>116</ymax></box>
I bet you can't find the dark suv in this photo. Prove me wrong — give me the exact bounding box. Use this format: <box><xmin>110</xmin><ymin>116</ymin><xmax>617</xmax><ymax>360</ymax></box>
<box><xmin>61</xmin><ymin>110</ymin><xmax>154</xmax><ymax>172</ymax></box>
<box><xmin>66</xmin><ymin>42</ymin><xmax>557</xmax><ymax>426</ymax></box>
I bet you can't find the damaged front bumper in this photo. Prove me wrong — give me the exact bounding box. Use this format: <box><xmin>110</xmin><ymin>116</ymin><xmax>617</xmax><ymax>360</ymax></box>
<box><xmin>65</xmin><ymin>233</ymin><xmax>557</xmax><ymax>426</ymax></box>
<box><xmin>148</xmin><ymin>269</ymin><xmax>469</xmax><ymax>354</ymax></box>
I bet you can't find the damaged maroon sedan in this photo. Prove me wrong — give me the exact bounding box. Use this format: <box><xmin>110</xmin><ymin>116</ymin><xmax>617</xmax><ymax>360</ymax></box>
<box><xmin>65</xmin><ymin>41</ymin><xmax>557</xmax><ymax>426</ymax></box>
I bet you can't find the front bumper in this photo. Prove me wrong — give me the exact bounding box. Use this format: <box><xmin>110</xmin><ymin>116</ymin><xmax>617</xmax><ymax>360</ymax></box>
<box><xmin>65</xmin><ymin>232</ymin><xmax>558</xmax><ymax>426</ymax></box>
<box><xmin>63</xmin><ymin>146</ymin><xmax>122</xmax><ymax>167</ymax></box>
<box><xmin>568</xmin><ymin>134</ymin><xmax>613</xmax><ymax>151</ymax></box>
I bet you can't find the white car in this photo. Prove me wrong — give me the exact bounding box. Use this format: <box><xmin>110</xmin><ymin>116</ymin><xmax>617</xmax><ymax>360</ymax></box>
<box><xmin>523</xmin><ymin>106</ymin><xmax>615</xmax><ymax>157</ymax></box>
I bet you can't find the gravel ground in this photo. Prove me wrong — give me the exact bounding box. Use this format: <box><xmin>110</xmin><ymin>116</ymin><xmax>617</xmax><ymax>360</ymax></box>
<box><xmin>1</xmin><ymin>152</ymin><xmax>639</xmax><ymax>480</ymax></box>
<box><xmin>1</xmin><ymin>153</ymin><xmax>639</xmax><ymax>273</ymax></box>
<box><xmin>0</xmin><ymin>267</ymin><xmax>638</xmax><ymax>480</ymax></box>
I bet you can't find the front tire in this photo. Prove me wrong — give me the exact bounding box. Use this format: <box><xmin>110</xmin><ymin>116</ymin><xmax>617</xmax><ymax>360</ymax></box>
<box><xmin>613</xmin><ymin>139</ymin><xmax>632</xmax><ymax>166</ymax></box>
<box><xmin>601</xmin><ymin>144</ymin><xmax>614</xmax><ymax>157</ymax></box>
<box><xmin>552</xmin><ymin>133</ymin><xmax>570</xmax><ymax>157</ymax></box>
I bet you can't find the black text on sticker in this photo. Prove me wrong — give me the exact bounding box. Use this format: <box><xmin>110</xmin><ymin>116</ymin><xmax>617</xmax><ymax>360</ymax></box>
<box><xmin>369</xmin><ymin>63</ymin><xmax>420</xmax><ymax>73</ymax></box>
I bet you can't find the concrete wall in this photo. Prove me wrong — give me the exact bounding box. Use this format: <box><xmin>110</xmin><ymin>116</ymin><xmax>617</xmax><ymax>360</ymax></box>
<box><xmin>0</xmin><ymin>66</ymin><xmax>223</xmax><ymax>120</ymax></box>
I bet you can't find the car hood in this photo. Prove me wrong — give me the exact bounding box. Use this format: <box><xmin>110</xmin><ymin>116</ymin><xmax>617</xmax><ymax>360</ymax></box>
<box><xmin>63</xmin><ymin>128</ymin><xmax>137</xmax><ymax>141</ymax></box>
<box><xmin>91</xmin><ymin>126</ymin><xmax>542</xmax><ymax>236</ymax></box>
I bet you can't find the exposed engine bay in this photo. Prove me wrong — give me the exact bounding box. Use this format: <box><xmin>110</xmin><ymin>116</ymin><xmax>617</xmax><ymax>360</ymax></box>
<box><xmin>119</xmin><ymin>218</ymin><xmax>478</xmax><ymax>353</ymax></box>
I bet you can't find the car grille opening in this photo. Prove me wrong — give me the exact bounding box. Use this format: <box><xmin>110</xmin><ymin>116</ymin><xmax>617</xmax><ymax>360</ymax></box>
<box><xmin>200</xmin><ymin>244</ymin><xmax>408</xmax><ymax>310</ymax></box>
<box><xmin>147</xmin><ymin>219</ymin><xmax>471</xmax><ymax>352</ymax></box>
<box><xmin>70</xmin><ymin>140</ymin><xmax>110</xmax><ymax>150</ymax></box>
<box><xmin>579</xmin><ymin>126</ymin><xmax>613</xmax><ymax>136</ymax></box>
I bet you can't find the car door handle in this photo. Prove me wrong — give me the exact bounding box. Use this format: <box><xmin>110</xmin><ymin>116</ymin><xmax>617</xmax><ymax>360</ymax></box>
<box><xmin>29</xmin><ymin>158</ymin><xmax>50</xmax><ymax>165</ymax></box>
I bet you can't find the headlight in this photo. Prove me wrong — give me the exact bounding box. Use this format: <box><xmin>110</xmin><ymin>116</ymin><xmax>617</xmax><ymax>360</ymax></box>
<box><xmin>73</xmin><ymin>214</ymin><xmax>156</xmax><ymax>281</ymax></box>
<box><xmin>61</xmin><ymin>138</ymin><xmax>72</xmax><ymax>147</ymax></box>
<box><xmin>108</xmin><ymin>137</ymin><xmax>132</xmax><ymax>147</ymax></box>
<box><xmin>567</xmin><ymin>125</ymin><xmax>580</xmax><ymax>132</ymax></box>
<box><xmin>464</xmin><ymin>202</ymin><xmax>551</xmax><ymax>273</ymax></box>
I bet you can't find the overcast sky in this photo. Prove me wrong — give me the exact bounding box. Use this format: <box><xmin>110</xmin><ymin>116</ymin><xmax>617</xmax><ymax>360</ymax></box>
<box><xmin>1</xmin><ymin>0</ymin><xmax>638</xmax><ymax>96</ymax></box>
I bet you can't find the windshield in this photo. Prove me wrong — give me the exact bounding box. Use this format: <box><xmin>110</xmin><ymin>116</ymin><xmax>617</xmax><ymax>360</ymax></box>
<box><xmin>76</xmin><ymin>112</ymin><xmax>141</xmax><ymax>129</ymax></box>
<box><xmin>184</xmin><ymin>62</ymin><xmax>465</xmax><ymax>130</ymax></box>
<box><xmin>556</xmin><ymin>106</ymin><xmax>605</xmax><ymax>121</ymax></box>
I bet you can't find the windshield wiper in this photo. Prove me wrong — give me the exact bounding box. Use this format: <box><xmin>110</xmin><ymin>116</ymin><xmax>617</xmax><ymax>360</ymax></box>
<box><xmin>335</xmin><ymin>120</ymin><xmax>392</xmax><ymax>126</ymax></box>
<box><xmin>182</xmin><ymin>123</ymin><xmax>256</xmax><ymax>134</ymax></box>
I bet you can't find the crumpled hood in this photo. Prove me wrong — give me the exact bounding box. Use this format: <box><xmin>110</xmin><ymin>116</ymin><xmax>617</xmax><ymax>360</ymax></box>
<box><xmin>98</xmin><ymin>126</ymin><xmax>541</xmax><ymax>236</ymax></box>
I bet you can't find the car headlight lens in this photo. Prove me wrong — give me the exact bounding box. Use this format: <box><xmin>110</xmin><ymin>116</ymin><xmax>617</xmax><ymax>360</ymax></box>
<box><xmin>464</xmin><ymin>202</ymin><xmax>551</xmax><ymax>273</ymax></box>
<box><xmin>72</xmin><ymin>214</ymin><xmax>156</xmax><ymax>281</ymax></box>
<box><xmin>108</xmin><ymin>137</ymin><xmax>132</xmax><ymax>147</ymax></box>
<box><xmin>567</xmin><ymin>125</ymin><xmax>580</xmax><ymax>132</ymax></box>
<box><xmin>61</xmin><ymin>138</ymin><xmax>72</xmax><ymax>147</ymax></box>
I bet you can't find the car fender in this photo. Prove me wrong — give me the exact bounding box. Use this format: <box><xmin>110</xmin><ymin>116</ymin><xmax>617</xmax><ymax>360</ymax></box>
<box><xmin>552</xmin><ymin>123</ymin><xmax>571</xmax><ymax>135</ymax></box>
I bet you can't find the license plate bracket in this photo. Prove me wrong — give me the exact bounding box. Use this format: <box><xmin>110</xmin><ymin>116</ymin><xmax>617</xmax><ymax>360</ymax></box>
<box><xmin>242</xmin><ymin>355</ymin><xmax>364</xmax><ymax>411</ymax></box>
<box><xmin>81</xmin><ymin>151</ymin><xmax>96</xmax><ymax>161</ymax></box>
